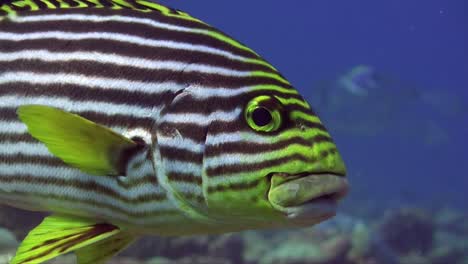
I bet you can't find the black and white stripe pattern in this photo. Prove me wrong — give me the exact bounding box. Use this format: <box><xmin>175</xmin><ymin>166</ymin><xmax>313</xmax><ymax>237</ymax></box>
<box><xmin>0</xmin><ymin>0</ymin><xmax>335</xmax><ymax>233</ymax></box>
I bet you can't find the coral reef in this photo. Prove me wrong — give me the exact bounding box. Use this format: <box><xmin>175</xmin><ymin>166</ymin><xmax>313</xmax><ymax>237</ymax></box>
<box><xmin>1</xmin><ymin>205</ymin><xmax>467</xmax><ymax>263</ymax></box>
<box><xmin>243</xmin><ymin>226</ymin><xmax>354</xmax><ymax>264</ymax></box>
<box><xmin>377</xmin><ymin>207</ymin><xmax>434</xmax><ymax>255</ymax></box>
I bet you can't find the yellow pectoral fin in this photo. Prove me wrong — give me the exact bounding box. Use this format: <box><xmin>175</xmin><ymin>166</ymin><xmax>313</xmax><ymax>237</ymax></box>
<box><xmin>76</xmin><ymin>232</ymin><xmax>136</xmax><ymax>264</ymax></box>
<box><xmin>17</xmin><ymin>105</ymin><xmax>138</xmax><ymax>176</ymax></box>
<box><xmin>11</xmin><ymin>215</ymin><xmax>121</xmax><ymax>264</ymax></box>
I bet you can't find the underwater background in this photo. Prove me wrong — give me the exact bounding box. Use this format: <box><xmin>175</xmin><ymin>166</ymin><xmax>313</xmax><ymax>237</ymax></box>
<box><xmin>0</xmin><ymin>0</ymin><xmax>467</xmax><ymax>263</ymax></box>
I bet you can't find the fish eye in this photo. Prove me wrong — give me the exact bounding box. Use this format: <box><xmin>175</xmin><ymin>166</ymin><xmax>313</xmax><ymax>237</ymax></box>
<box><xmin>245</xmin><ymin>96</ymin><xmax>283</xmax><ymax>132</ymax></box>
<box><xmin>252</xmin><ymin>107</ymin><xmax>272</xmax><ymax>127</ymax></box>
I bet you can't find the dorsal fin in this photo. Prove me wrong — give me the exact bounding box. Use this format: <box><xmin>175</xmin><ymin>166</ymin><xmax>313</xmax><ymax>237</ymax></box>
<box><xmin>0</xmin><ymin>0</ymin><xmax>197</xmax><ymax>21</ymax></box>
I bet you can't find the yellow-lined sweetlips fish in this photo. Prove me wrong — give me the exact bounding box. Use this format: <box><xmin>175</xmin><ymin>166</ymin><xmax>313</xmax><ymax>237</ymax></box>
<box><xmin>0</xmin><ymin>0</ymin><xmax>348</xmax><ymax>263</ymax></box>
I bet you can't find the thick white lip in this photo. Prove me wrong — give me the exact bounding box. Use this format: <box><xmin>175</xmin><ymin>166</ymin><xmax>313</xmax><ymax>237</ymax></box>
<box><xmin>268</xmin><ymin>173</ymin><xmax>349</xmax><ymax>224</ymax></box>
<box><xmin>284</xmin><ymin>197</ymin><xmax>339</xmax><ymax>222</ymax></box>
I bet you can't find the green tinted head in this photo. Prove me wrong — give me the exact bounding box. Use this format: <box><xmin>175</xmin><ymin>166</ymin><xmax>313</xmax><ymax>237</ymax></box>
<box><xmin>202</xmin><ymin>83</ymin><xmax>348</xmax><ymax>230</ymax></box>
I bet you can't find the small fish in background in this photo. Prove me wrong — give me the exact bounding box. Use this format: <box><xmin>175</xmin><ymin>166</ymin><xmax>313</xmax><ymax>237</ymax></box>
<box><xmin>310</xmin><ymin>65</ymin><xmax>463</xmax><ymax>146</ymax></box>
<box><xmin>0</xmin><ymin>1</ymin><xmax>348</xmax><ymax>263</ymax></box>
<box><xmin>314</xmin><ymin>65</ymin><xmax>416</xmax><ymax>115</ymax></box>
<box><xmin>338</xmin><ymin>65</ymin><xmax>379</xmax><ymax>97</ymax></box>
<box><xmin>310</xmin><ymin>65</ymin><xmax>401</xmax><ymax>136</ymax></box>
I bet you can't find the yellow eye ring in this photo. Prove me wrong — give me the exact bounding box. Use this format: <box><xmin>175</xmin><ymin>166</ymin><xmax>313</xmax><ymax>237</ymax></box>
<box><xmin>245</xmin><ymin>96</ymin><xmax>283</xmax><ymax>132</ymax></box>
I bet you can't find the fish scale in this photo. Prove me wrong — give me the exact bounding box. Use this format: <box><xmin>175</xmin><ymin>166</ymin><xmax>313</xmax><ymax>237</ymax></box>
<box><xmin>0</xmin><ymin>1</ymin><xmax>348</xmax><ymax>263</ymax></box>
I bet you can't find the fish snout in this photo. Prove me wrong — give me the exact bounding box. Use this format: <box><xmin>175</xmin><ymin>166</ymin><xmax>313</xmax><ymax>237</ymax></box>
<box><xmin>268</xmin><ymin>173</ymin><xmax>349</xmax><ymax>225</ymax></box>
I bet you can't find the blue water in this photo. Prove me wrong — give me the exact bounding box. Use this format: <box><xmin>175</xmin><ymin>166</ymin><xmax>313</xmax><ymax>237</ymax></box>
<box><xmin>162</xmin><ymin>0</ymin><xmax>468</xmax><ymax>211</ymax></box>
<box><xmin>0</xmin><ymin>1</ymin><xmax>465</xmax><ymax>263</ymax></box>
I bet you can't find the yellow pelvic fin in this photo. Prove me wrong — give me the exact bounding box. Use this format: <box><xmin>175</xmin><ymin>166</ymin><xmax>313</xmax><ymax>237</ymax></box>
<box><xmin>11</xmin><ymin>215</ymin><xmax>121</xmax><ymax>264</ymax></box>
<box><xmin>76</xmin><ymin>232</ymin><xmax>136</xmax><ymax>264</ymax></box>
<box><xmin>17</xmin><ymin>105</ymin><xmax>141</xmax><ymax>176</ymax></box>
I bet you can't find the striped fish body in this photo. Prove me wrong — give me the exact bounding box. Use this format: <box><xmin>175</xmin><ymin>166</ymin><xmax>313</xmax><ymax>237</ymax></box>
<box><xmin>0</xmin><ymin>0</ymin><xmax>347</xmax><ymax>238</ymax></box>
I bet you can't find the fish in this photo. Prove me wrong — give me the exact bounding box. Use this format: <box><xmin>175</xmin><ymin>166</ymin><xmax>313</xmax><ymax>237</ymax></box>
<box><xmin>0</xmin><ymin>0</ymin><xmax>348</xmax><ymax>263</ymax></box>
<box><xmin>338</xmin><ymin>65</ymin><xmax>379</xmax><ymax>97</ymax></box>
<box><xmin>310</xmin><ymin>65</ymin><xmax>462</xmax><ymax>145</ymax></box>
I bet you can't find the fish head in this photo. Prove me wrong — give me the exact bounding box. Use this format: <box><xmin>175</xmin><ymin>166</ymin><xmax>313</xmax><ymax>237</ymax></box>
<box><xmin>200</xmin><ymin>87</ymin><xmax>348</xmax><ymax>229</ymax></box>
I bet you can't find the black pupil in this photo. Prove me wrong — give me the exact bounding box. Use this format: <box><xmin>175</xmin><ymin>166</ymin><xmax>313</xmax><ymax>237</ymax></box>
<box><xmin>252</xmin><ymin>107</ymin><xmax>272</xmax><ymax>127</ymax></box>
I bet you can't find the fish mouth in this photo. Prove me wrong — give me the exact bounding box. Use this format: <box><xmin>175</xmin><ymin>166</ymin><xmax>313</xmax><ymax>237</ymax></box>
<box><xmin>268</xmin><ymin>172</ymin><xmax>349</xmax><ymax>225</ymax></box>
